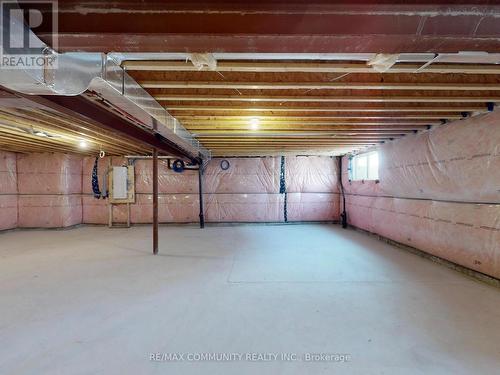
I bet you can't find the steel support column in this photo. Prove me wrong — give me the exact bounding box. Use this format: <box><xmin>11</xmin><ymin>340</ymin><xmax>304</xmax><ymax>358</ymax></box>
<box><xmin>152</xmin><ymin>148</ymin><xmax>159</xmax><ymax>254</ymax></box>
<box><xmin>198</xmin><ymin>161</ymin><xmax>205</xmax><ymax>229</ymax></box>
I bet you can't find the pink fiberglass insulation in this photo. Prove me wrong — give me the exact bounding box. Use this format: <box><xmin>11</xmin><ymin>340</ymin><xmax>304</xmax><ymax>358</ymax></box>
<box><xmin>285</xmin><ymin>155</ymin><xmax>340</xmax><ymax>221</ymax></box>
<box><xmin>83</xmin><ymin>156</ymin><xmax>200</xmax><ymax>224</ymax></box>
<box><xmin>132</xmin><ymin>194</ymin><xmax>199</xmax><ymax>223</ymax></box>
<box><xmin>204</xmin><ymin>157</ymin><xmax>280</xmax><ymax>194</ymax></box>
<box><xmin>18</xmin><ymin>195</ymin><xmax>82</xmax><ymax>228</ymax></box>
<box><xmin>285</xmin><ymin>156</ymin><xmax>339</xmax><ymax>193</ymax></box>
<box><xmin>287</xmin><ymin>193</ymin><xmax>340</xmax><ymax>222</ymax></box>
<box><xmin>0</xmin><ymin>151</ymin><xmax>17</xmax><ymax>230</ymax></box>
<box><xmin>16</xmin><ymin>153</ymin><xmax>83</xmax><ymax>228</ymax></box>
<box><xmin>342</xmin><ymin>110</ymin><xmax>500</xmax><ymax>278</ymax></box>
<box><xmin>0</xmin><ymin>151</ymin><xmax>17</xmax><ymax>194</ymax></box>
<box><xmin>204</xmin><ymin>193</ymin><xmax>284</xmax><ymax>222</ymax></box>
<box><xmin>0</xmin><ymin>195</ymin><xmax>17</xmax><ymax>230</ymax></box>
<box><xmin>135</xmin><ymin>160</ymin><xmax>198</xmax><ymax>194</ymax></box>
<box><xmin>377</xmin><ymin>111</ymin><xmax>500</xmax><ymax>202</ymax></box>
<box><xmin>203</xmin><ymin>157</ymin><xmax>283</xmax><ymax>222</ymax></box>
<box><xmin>82</xmin><ymin>156</ymin><xmax>340</xmax><ymax>224</ymax></box>
<box><xmin>202</xmin><ymin>156</ymin><xmax>338</xmax><ymax>222</ymax></box>
<box><xmin>17</xmin><ymin>153</ymin><xmax>82</xmax><ymax>194</ymax></box>
<box><xmin>82</xmin><ymin>195</ymin><xmax>108</xmax><ymax>224</ymax></box>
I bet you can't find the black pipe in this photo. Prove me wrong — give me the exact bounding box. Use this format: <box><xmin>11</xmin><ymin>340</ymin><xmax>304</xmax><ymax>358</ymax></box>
<box><xmin>198</xmin><ymin>160</ymin><xmax>205</xmax><ymax>229</ymax></box>
<box><xmin>338</xmin><ymin>156</ymin><xmax>348</xmax><ymax>229</ymax></box>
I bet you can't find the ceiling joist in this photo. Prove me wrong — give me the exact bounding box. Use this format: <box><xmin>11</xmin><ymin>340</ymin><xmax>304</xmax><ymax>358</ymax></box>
<box><xmin>155</xmin><ymin>95</ymin><xmax>500</xmax><ymax>103</ymax></box>
<box><xmin>140</xmin><ymin>81</ymin><xmax>500</xmax><ymax>91</ymax></box>
<box><xmin>124</xmin><ymin>61</ymin><xmax>500</xmax><ymax>75</ymax></box>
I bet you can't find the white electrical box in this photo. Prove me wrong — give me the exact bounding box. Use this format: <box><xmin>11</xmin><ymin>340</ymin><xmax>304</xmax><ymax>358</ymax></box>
<box><xmin>112</xmin><ymin>167</ymin><xmax>128</xmax><ymax>199</ymax></box>
<box><xmin>109</xmin><ymin>165</ymin><xmax>135</xmax><ymax>203</ymax></box>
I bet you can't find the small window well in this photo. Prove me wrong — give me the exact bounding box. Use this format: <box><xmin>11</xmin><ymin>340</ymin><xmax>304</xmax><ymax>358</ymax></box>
<box><xmin>350</xmin><ymin>151</ymin><xmax>379</xmax><ymax>181</ymax></box>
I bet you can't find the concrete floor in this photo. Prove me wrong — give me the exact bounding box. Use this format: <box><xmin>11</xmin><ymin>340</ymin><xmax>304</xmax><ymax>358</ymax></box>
<box><xmin>1</xmin><ymin>224</ymin><xmax>499</xmax><ymax>375</ymax></box>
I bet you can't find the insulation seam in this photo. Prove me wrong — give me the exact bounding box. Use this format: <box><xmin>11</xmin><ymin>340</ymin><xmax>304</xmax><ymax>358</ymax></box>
<box><xmin>346</xmin><ymin>202</ymin><xmax>500</xmax><ymax>231</ymax></box>
<box><xmin>344</xmin><ymin>192</ymin><xmax>500</xmax><ymax>206</ymax></box>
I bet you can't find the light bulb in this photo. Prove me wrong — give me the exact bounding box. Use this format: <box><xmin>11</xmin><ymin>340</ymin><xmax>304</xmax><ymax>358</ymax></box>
<box><xmin>249</xmin><ymin>118</ymin><xmax>260</xmax><ymax>130</ymax></box>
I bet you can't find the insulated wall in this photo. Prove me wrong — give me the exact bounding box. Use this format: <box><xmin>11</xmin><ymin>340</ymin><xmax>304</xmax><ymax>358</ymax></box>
<box><xmin>0</xmin><ymin>151</ymin><xmax>17</xmax><ymax>230</ymax></box>
<box><xmin>286</xmin><ymin>156</ymin><xmax>340</xmax><ymax>222</ymax></box>
<box><xmin>16</xmin><ymin>153</ymin><xmax>82</xmax><ymax>228</ymax></box>
<box><xmin>82</xmin><ymin>156</ymin><xmax>200</xmax><ymax>224</ymax></box>
<box><xmin>1</xmin><ymin>153</ymin><xmax>339</xmax><ymax>229</ymax></box>
<box><xmin>82</xmin><ymin>156</ymin><xmax>340</xmax><ymax>224</ymax></box>
<box><xmin>342</xmin><ymin>110</ymin><xmax>500</xmax><ymax>279</ymax></box>
<box><xmin>0</xmin><ymin>152</ymin><xmax>83</xmax><ymax>229</ymax></box>
<box><xmin>204</xmin><ymin>157</ymin><xmax>283</xmax><ymax>222</ymax></box>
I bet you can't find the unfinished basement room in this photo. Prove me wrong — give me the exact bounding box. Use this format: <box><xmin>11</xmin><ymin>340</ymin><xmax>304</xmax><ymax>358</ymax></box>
<box><xmin>0</xmin><ymin>1</ymin><xmax>499</xmax><ymax>374</ymax></box>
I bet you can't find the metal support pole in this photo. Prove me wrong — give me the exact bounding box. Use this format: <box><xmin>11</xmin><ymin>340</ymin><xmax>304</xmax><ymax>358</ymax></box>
<box><xmin>198</xmin><ymin>161</ymin><xmax>205</xmax><ymax>229</ymax></box>
<box><xmin>152</xmin><ymin>148</ymin><xmax>159</xmax><ymax>254</ymax></box>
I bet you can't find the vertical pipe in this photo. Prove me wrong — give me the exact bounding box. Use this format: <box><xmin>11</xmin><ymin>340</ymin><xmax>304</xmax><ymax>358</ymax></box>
<box><xmin>198</xmin><ymin>160</ymin><xmax>205</xmax><ymax>229</ymax></box>
<box><xmin>152</xmin><ymin>148</ymin><xmax>159</xmax><ymax>254</ymax></box>
<box><xmin>338</xmin><ymin>156</ymin><xmax>347</xmax><ymax>229</ymax></box>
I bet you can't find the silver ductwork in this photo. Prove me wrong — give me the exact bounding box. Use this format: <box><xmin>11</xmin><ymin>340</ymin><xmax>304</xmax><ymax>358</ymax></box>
<box><xmin>109</xmin><ymin>52</ymin><xmax>500</xmax><ymax>66</ymax></box>
<box><xmin>0</xmin><ymin>5</ymin><xmax>210</xmax><ymax>160</ymax></box>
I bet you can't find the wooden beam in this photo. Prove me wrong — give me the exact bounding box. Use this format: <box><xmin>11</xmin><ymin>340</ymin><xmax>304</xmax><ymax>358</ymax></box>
<box><xmin>183</xmin><ymin>121</ymin><xmax>435</xmax><ymax>126</ymax></box>
<box><xmin>177</xmin><ymin>115</ymin><xmax>461</xmax><ymax>120</ymax></box>
<box><xmin>124</xmin><ymin>61</ymin><xmax>500</xmax><ymax>75</ymax></box>
<box><xmin>200</xmin><ymin>139</ymin><xmax>386</xmax><ymax>143</ymax></box>
<box><xmin>185</xmin><ymin>125</ymin><xmax>428</xmax><ymax>131</ymax></box>
<box><xmin>0</xmin><ymin>108</ymin><xmax>149</xmax><ymax>155</ymax></box>
<box><xmin>201</xmin><ymin>141</ymin><xmax>392</xmax><ymax>145</ymax></box>
<box><xmin>166</xmin><ymin>105</ymin><xmax>485</xmax><ymax>112</ymax></box>
<box><xmin>155</xmin><ymin>95</ymin><xmax>500</xmax><ymax>103</ymax></box>
<box><xmin>192</xmin><ymin>131</ymin><xmax>414</xmax><ymax>137</ymax></box>
<box><xmin>140</xmin><ymin>81</ymin><xmax>500</xmax><ymax>91</ymax></box>
<box><xmin>200</xmin><ymin>141</ymin><xmax>389</xmax><ymax>145</ymax></box>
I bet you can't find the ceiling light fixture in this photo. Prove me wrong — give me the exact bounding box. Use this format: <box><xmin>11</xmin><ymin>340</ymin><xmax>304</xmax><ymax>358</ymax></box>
<box><xmin>250</xmin><ymin>117</ymin><xmax>260</xmax><ymax>130</ymax></box>
<box><xmin>79</xmin><ymin>140</ymin><xmax>89</xmax><ymax>149</ymax></box>
<box><xmin>34</xmin><ymin>131</ymin><xmax>47</xmax><ymax>137</ymax></box>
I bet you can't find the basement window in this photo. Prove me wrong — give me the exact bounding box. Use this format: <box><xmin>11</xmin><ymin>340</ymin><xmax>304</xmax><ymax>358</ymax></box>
<box><xmin>351</xmin><ymin>151</ymin><xmax>379</xmax><ymax>181</ymax></box>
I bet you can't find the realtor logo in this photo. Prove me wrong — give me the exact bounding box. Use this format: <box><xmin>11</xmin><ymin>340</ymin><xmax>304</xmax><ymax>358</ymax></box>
<box><xmin>0</xmin><ymin>0</ymin><xmax>57</xmax><ymax>68</ymax></box>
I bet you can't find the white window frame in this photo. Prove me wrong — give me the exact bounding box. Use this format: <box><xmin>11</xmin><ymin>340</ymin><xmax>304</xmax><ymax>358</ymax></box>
<box><xmin>349</xmin><ymin>151</ymin><xmax>379</xmax><ymax>181</ymax></box>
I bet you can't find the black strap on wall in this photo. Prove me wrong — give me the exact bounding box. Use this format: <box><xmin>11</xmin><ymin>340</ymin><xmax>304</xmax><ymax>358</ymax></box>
<box><xmin>279</xmin><ymin>156</ymin><xmax>288</xmax><ymax>222</ymax></box>
<box><xmin>279</xmin><ymin>156</ymin><xmax>286</xmax><ymax>194</ymax></box>
<box><xmin>284</xmin><ymin>192</ymin><xmax>288</xmax><ymax>223</ymax></box>
<box><xmin>92</xmin><ymin>156</ymin><xmax>102</xmax><ymax>199</ymax></box>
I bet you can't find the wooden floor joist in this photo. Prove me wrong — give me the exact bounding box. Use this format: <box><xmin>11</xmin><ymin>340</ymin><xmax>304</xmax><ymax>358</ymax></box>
<box><xmin>192</xmin><ymin>131</ymin><xmax>415</xmax><ymax>137</ymax></box>
<box><xmin>121</xmin><ymin>60</ymin><xmax>500</xmax><ymax>156</ymax></box>
<box><xmin>0</xmin><ymin>106</ymin><xmax>150</xmax><ymax>155</ymax></box>
<box><xmin>166</xmin><ymin>105</ymin><xmax>486</xmax><ymax>112</ymax></box>
<box><xmin>155</xmin><ymin>95</ymin><xmax>500</xmax><ymax>103</ymax></box>
<box><xmin>124</xmin><ymin>61</ymin><xmax>500</xmax><ymax>75</ymax></box>
<box><xmin>176</xmin><ymin>115</ymin><xmax>462</xmax><ymax>120</ymax></box>
<box><xmin>4</xmin><ymin>56</ymin><xmax>497</xmax><ymax>156</ymax></box>
<box><xmin>141</xmin><ymin>81</ymin><xmax>500</xmax><ymax>91</ymax></box>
